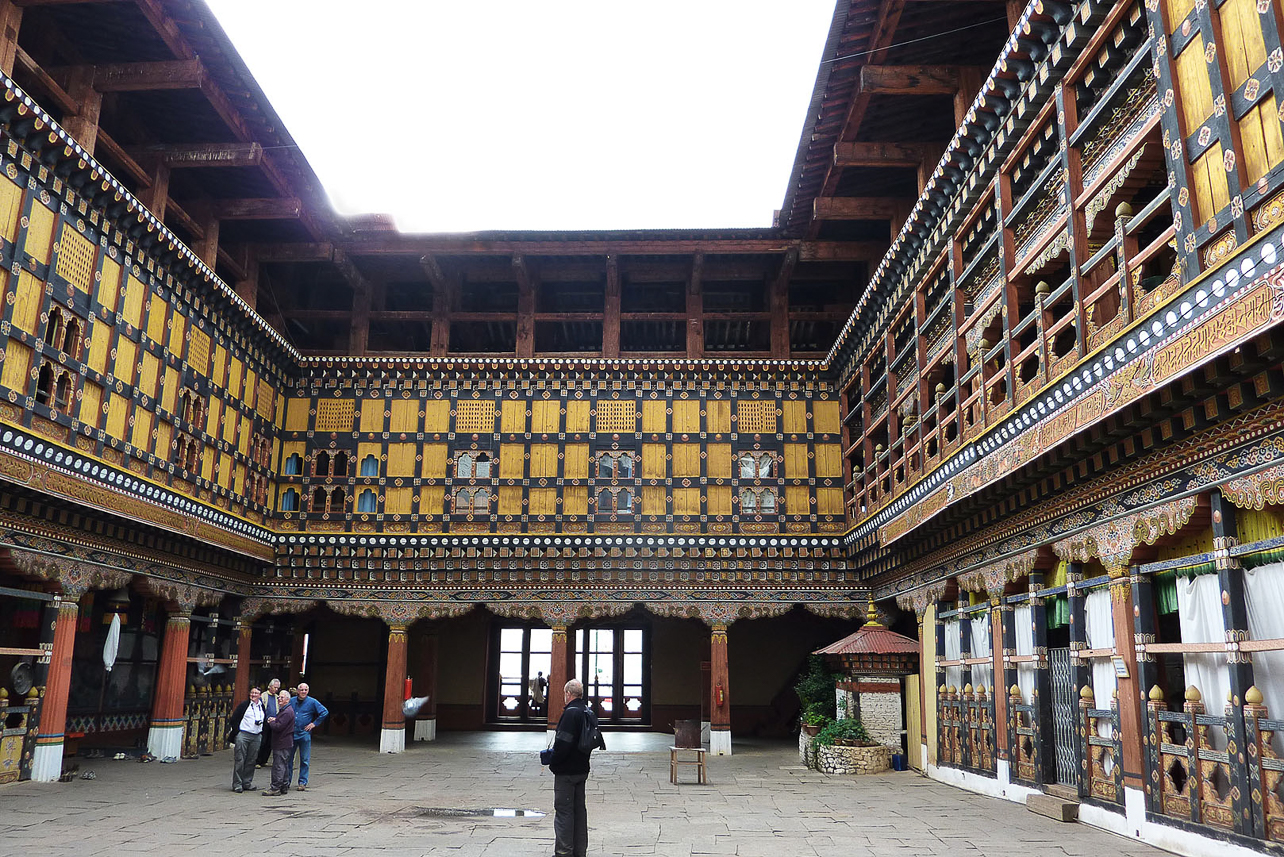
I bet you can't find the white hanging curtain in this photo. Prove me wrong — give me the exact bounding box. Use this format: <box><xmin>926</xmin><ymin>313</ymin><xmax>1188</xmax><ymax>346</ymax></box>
<box><xmin>1084</xmin><ymin>589</ymin><xmax>1117</xmax><ymax>704</ymax></box>
<box><xmin>970</xmin><ymin>612</ymin><xmax>993</xmax><ymax>694</ymax></box>
<box><xmin>944</xmin><ymin>619</ymin><xmax>962</xmax><ymax>691</ymax></box>
<box><xmin>1244</xmin><ymin>560</ymin><xmax>1284</xmax><ymax>719</ymax></box>
<box><xmin>1177</xmin><ymin>573</ymin><xmax>1229</xmax><ymax>748</ymax></box>
<box><xmin>1084</xmin><ymin>588</ymin><xmax>1116</xmax><ymax>738</ymax></box>
<box><xmin>102</xmin><ymin>612</ymin><xmax>121</xmax><ymax>673</ymax></box>
<box><xmin>1014</xmin><ymin>604</ymin><xmax>1035</xmax><ymax>705</ymax></box>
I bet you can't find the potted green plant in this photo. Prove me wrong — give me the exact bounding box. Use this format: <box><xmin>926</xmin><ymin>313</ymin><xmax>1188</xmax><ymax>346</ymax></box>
<box><xmin>814</xmin><ymin>717</ymin><xmax>872</xmax><ymax>748</ymax></box>
<box><xmin>793</xmin><ymin>654</ymin><xmax>836</xmax><ymax>733</ymax></box>
<box><xmin>800</xmin><ymin>702</ymin><xmax>829</xmax><ymax>737</ymax></box>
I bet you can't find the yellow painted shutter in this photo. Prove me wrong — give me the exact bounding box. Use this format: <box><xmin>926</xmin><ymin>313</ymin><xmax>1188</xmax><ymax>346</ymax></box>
<box><xmin>168</xmin><ymin>310</ymin><xmax>186</xmax><ymax>358</ymax></box>
<box><xmin>784</xmin><ymin>444</ymin><xmax>809</xmax><ymax>478</ymax></box>
<box><xmin>563</xmin><ymin>443</ymin><xmax>589</xmax><ymax>479</ymax></box>
<box><xmin>813</xmin><ymin>401</ymin><xmax>841</xmax><ymax>434</ymax></box>
<box><xmin>105</xmin><ymin>392</ymin><xmax>128</xmax><ymax>439</ymax></box>
<box><xmin>531</xmin><ymin>399</ymin><xmax>560</xmax><ymax>433</ymax></box>
<box><xmin>707</xmin><ymin>486</ymin><xmax>732</xmax><ymax>516</ymax></box>
<box><xmin>672</xmin><ymin>443</ymin><xmax>701</xmax><ymax>478</ymax></box>
<box><xmin>566</xmin><ymin>400</ymin><xmax>590</xmax><ymax>433</ymax></box>
<box><xmin>145</xmin><ymin>292</ymin><xmax>167</xmax><ymax>344</ymax></box>
<box><xmin>672</xmin><ymin>399</ymin><xmax>699</xmax><ymax>433</ymax></box>
<box><xmin>642</xmin><ymin>443</ymin><xmax>667</xmax><ymax>478</ymax></box>
<box><xmin>98</xmin><ymin>257</ymin><xmax>121</xmax><ymax>314</ymax></box>
<box><xmin>785</xmin><ymin>486</ymin><xmax>810</xmax><ymax>515</ymax></box>
<box><xmin>562</xmin><ymin>486</ymin><xmax>588</xmax><ymax>516</ymax></box>
<box><xmin>11</xmin><ymin>270</ymin><xmax>42</xmax><ymax>333</ymax></box>
<box><xmin>642</xmin><ymin>485</ymin><xmax>667</xmax><ymax>515</ymax></box>
<box><xmin>360</xmin><ymin>398</ymin><xmax>385</xmax><ymax>433</ymax></box>
<box><xmin>24</xmin><ymin>199</ymin><xmax>54</xmax><ymax>264</ymax></box>
<box><xmin>390</xmin><ymin>399</ymin><xmax>419</xmax><ymax>433</ymax></box>
<box><xmin>499</xmin><ymin>443</ymin><xmax>525</xmax><ymax>478</ymax></box>
<box><xmin>529</xmin><ymin>488</ymin><xmax>557</xmax><ymax>515</ymax></box>
<box><xmin>642</xmin><ymin>399</ymin><xmax>667</xmax><ymax>433</ymax></box>
<box><xmin>706</xmin><ymin>400</ymin><xmax>731</xmax><ymax>433</ymax></box>
<box><xmin>673</xmin><ymin>488</ymin><xmax>700</xmax><ymax>516</ymax></box>
<box><xmin>706</xmin><ymin>443</ymin><xmax>731</xmax><ymax>479</ymax></box>
<box><xmin>501</xmin><ymin>399</ymin><xmax>527</xmax><ymax>433</ymax></box>
<box><xmin>419</xmin><ymin>486</ymin><xmax>444</xmax><ymax>516</ymax></box>
<box><xmin>386</xmin><ymin>487</ymin><xmax>413</xmax><ymax>514</ymax></box>
<box><xmin>285</xmin><ymin>398</ymin><xmax>311</xmax><ymax>432</ymax></box>
<box><xmin>530</xmin><ymin>444</ymin><xmax>559</xmax><ymax>478</ymax></box>
<box><xmin>1</xmin><ymin>340</ymin><xmax>31</xmax><ymax>392</ymax></box>
<box><xmin>121</xmin><ymin>274</ymin><xmax>145</xmax><ymax>328</ymax></box>
<box><xmin>79</xmin><ymin>380</ymin><xmax>102</xmax><ymax>428</ymax></box>
<box><xmin>0</xmin><ymin>176</ymin><xmax>23</xmax><ymax>242</ymax></box>
<box><xmin>814</xmin><ymin>444</ymin><xmax>843</xmax><ymax>478</ymax></box>
<box><xmin>422</xmin><ymin>443</ymin><xmax>448</xmax><ymax>478</ymax></box>
<box><xmin>387</xmin><ymin>443</ymin><xmax>416</xmax><ymax>477</ymax></box>
<box><xmin>113</xmin><ymin>337</ymin><xmax>137</xmax><ymax>385</ymax></box>
<box><xmin>424</xmin><ymin>398</ymin><xmax>450</xmax><ymax>432</ymax></box>
<box><xmin>499</xmin><ymin>485</ymin><xmax>523</xmax><ymax>515</ymax></box>
<box><xmin>816</xmin><ymin>487</ymin><xmax>845</xmax><ymax>516</ymax></box>
<box><xmin>783</xmin><ymin>400</ymin><xmax>807</xmax><ymax>433</ymax></box>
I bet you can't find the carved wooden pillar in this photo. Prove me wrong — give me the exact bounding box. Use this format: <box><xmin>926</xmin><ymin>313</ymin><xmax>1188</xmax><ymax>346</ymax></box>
<box><xmin>547</xmin><ymin>625</ymin><xmax>570</xmax><ymax>735</ymax></box>
<box><xmin>1109</xmin><ymin>568</ymin><xmax>1146</xmax><ymax>804</ymax></box>
<box><xmin>233</xmin><ymin>618</ymin><xmax>252</xmax><ymax>704</ymax></box>
<box><xmin>380</xmin><ymin>624</ymin><xmax>408</xmax><ymax>754</ymax></box>
<box><xmin>992</xmin><ymin>600</ymin><xmax>1010</xmax><ymax>770</ymax></box>
<box><xmin>31</xmin><ymin>598</ymin><xmax>78</xmax><ymax>782</ymax></box>
<box><xmin>148</xmin><ymin>612</ymin><xmax>191</xmax><ymax>759</ymax></box>
<box><xmin>413</xmin><ymin>627</ymin><xmax>438</xmax><ymax>741</ymax></box>
<box><xmin>0</xmin><ymin>1</ymin><xmax>22</xmax><ymax>77</ymax></box>
<box><xmin>710</xmin><ymin>623</ymin><xmax>731</xmax><ymax>755</ymax></box>
<box><xmin>1029</xmin><ymin>569</ymin><xmax>1055</xmax><ymax>785</ymax></box>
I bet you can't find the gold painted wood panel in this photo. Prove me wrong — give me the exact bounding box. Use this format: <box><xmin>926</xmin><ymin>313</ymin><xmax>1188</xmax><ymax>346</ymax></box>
<box><xmin>642</xmin><ymin>485</ymin><xmax>666</xmax><ymax>515</ymax></box>
<box><xmin>531</xmin><ymin>399</ymin><xmax>560</xmax><ymax>433</ymax></box>
<box><xmin>145</xmin><ymin>292</ymin><xmax>167</xmax><ymax>344</ymax></box>
<box><xmin>98</xmin><ymin>256</ymin><xmax>120</xmax><ymax>314</ymax></box>
<box><xmin>387</xmin><ymin>443</ymin><xmax>416</xmax><ymax>477</ymax></box>
<box><xmin>673</xmin><ymin>399</ymin><xmax>699</xmax><ymax>433</ymax></box>
<box><xmin>0</xmin><ymin>339</ymin><xmax>30</xmax><ymax>392</ymax></box>
<box><xmin>24</xmin><ymin>199</ymin><xmax>54</xmax><ymax>264</ymax></box>
<box><xmin>105</xmin><ymin>391</ymin><xmax>128</xmax><ymax>439</ymax></box>
<box><xmin>78</xmin><ymin>380</ymin><xmax>101</xmax><ymax>429</ymax></box>
<box><xmin>424</xmin><ymin>398</ymin><xmax>449</xmax><ymax>432</ymax></box>
<box><xmin>419</xmin><ymin>486</ymin><xmax>444</xmax><ymax>515</ymax></box>
<box><xmin>1218</xmin><ymin>0</ymin><xmax>1267</xmax><ymax>89</ymax></box>
<box><xmin>498</xmin><ymin>484</ymin><xmax>522</xmax><ymax>515</ymax></box>
<box><xmin>642</xmin><ymin>443</ymin><xmax>666</xmax><ymax>479</ymax></box>
<box><xmin>563</xmin><ymin>443</ymin><xmax>589</xmax><ymax>479</ymax></box>
<box><xmin>499</xmin><ymin>443</ymin><xmax>525</xmax><ymax>478</ymax></box>
<box><xmin>385</xmin><ymin>486</ymin><xmax>412</xmax><ymax>514</ymax></box>
<box><xmin>706</xmin><ymin>399</ymin><xmax>731</xmax><ymax>433</ymax></box>
<box><xmin>813</xmin><ymin>400</ymin><xmax>840</xmax><ymax>434</ymax></box>
<box><xmin>817</xmin><ymin>487</ymin><xmax>844</xmax><ymax>516</ymax></box>
<box><xmin>673</xmin><ymin>488</ymin><xmax>700</xmax><ymax>515</ymax></box>
<box><xmin>530</xmin><ymin>443</ymin><xmax>558</xmax><ymax>478</ymax></box>
<box><xmin>707</xmin><ymin>485</ymin><xmax>731</xmax><ymax>516</ymax></box>
<box><xmin>1238</xmin><ymin>100</ymin><xmax>1284</xmax><ymax>185</ymax></box>
<box><xmin>0</xmin><ymin>176</ymin><xmax>23</xmax><ymax>242</ymax></box>
<box><xmin>815</xmin><ymin>443</ymin><xmax>843</xmax><ymax>478</ymax></box>
<box><xmin>161</xmin><ymin>367</ymin><xmax>179</xmax><ymax>414</ymax></box>
<box><xmin>642</xmin><ymin>398</ymin><xmax>667</xmax><ymax>432</ymax></box>
<box><xmin>1173</xmin><ymin>35</ymin><xmax>1215</xmax><ymax>132</ymax></box>
<box><xmin>784</xmin><ymin>443</ymin><xmax>809</xmax><ymax>479</ymax></box>
<box><xmin>10</xmin><ymin>270</ymin><xmax>41</xmax><ymax>333</ymax></box>
<box><xmin>563</xmin><ymin>485</ymin><xmax>587</xmax><ymax>515</ymax></box>
<box><xmin>360</xmin><ymin>398</ymin><xmax>384</xmax><ymax>433</ymax></box>
<box><xmin>501</xmin><ymin>398</ymin><xmax>526</xmax><ymax>433</ymax></box>
<box><xmin>783</xmin><ymin>400</ymin><xmax>807</xmax><ymax>433</ymax></box>
<box><xmin>566</xmin><ymin>399</ymin><xmax>590</xmax><ymax>432</ymax></box>
<box><xmin>672</xmin><ymin>443</ymin><xmax>700</xmax><ymax>477</ymax></box>
<box><xmin>390</xmin><ymin>399</ymin><xmax>418</xmax><ymax>433</ymax></box>
<box><xmin>422</xmin><ymin>443</ymin><xmax>448</xmax><ymax>478</ymax></box>
<box><xmin>707</xmin><ymin>443</ymin><xmax>731</xmax><ymax>479</ymax></box>
<box><xmin>114</xmin><ymin>337</ymin><xmax>137</xmax><ymax>385</ymax></box>
<box><xmin>529</xmin><ymin>487</ymin><xmax>557</xmax><ymax>515</ymax></box>
<box><xmin>168</xmin><ymin>310</ymin><xmax>186</xmax><ymax>357</ymax></box>
<box><xmin>55</xmin><ymin>226</ymin><xmax>95</xmax><ymax>293</ymax></box>
<box><xmin>120</xmin><ymin>274</ymin><xmax>145</xmax><ymax>328</ymax></box>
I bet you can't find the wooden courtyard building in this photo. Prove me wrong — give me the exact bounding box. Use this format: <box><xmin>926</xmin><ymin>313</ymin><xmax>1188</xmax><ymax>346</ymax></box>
<box><xmin>0</xmin><ymin>0</ymin><xmax>1281</xmax><ymax>853</ymax></box>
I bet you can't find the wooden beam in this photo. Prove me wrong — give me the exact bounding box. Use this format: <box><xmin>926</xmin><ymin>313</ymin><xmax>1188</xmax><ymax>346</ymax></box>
<box><xmin>420</xmin><ymin>254</ymin><xmax>453</xmax><ymax>357</ymax></box>
<box><xmin>251</xmin><ymin>242</ymin><xmax>335</xmax><ymax>263</ymax></box>
<box><xmin>0</xmin><ymin>1</ymin><xmax>21</xmax><ymax>77</ymax></box>
<box><xmin>799</xmin><ymin>241</ymin><xmax>888</xmax><ymax>262</ymax></box>
<box><xmin>514</xmin><ymin>255</ymin><xmax>534</xmax><ymax>358</ymax></box>
<box><xmin>191</xmin><ymin>202</ymin><xmax>219</xmax><ymax>267</ymax></box>
<box><xmin>686</xmin><ymin>253</ymin><xmax>704</xmax><ymax>358</ymax></box>
<box><xmin>770</xmin><ymin>247</ymin><xmax>798</xmax><ymax>358</ymax></box>
<box><xmin>125</xmin><ymin>142</ymin><xmax>265</xmax><ymax>169</ymax></box>
<box><xmin>137</xmin><ymin>159</ymin><xmax>169</xmax><ymax>220</ymax></box>
<box><xmin>234</xmin><ymin>255</ymin><xmax>258</xmax><ymax>311</ymax></box>
<box><xmin>858</xmin><ymin>64</ymin><xmax>987</xmax><ymax>96</ymax></box>
<box><xmin>211</xmin><ymin>198</ymin><xmax>302</xmax><ymax>220</ymax></box>
<box><xmin>91</xmin><ymin>59</ymin><xmax>205</xmax><ymax>92</ymax></box>
<box><xmin>60</xmin><ymin>63</ymin><xmax>101</xmax><ymax>154</ymax></box>
<box><xmin>336</xmin><ymin>249</ymin><xmax>370</xmax><ymax>356</ymax></box>
<box><xmin>832</xmin><ymin>141</ymin><xmax>944</xmax><ymax>169</ymax></box>
<box><xmin>603</xmin><ymin>255</ymin><xmax>620</xmax><ymax>358</ymax></box>
<box><xmin>953</xmin><ymin>66</ymin><xmax>987</xmax><ymax>127</ymax></box>
<box><xmin>345</xmin><ymin>236</ymin><xmax>795</xmax><ymax>256</ymax></box>
<box><xmin>813</xmin><ymin>197</ymin><xmax>907</xmax><ymax>220</ymax></box>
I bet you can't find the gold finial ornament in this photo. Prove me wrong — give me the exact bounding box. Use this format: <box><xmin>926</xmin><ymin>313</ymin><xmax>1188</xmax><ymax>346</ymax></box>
<box><xmin>1080</xmin><ymin>685</ymin><xmax>1095</xmax><ymax>701</ymax></box>
<box><xmin>864</xmin><ymin>596</ymin><xmax>882</xmax><ymax>627</ymax></box>
<box><xmin>1246</xmin><ymin>686</ymin><xmax>1264</xmax><ymax>705</ymax></box>
<box><xmin>1184</xmin><ymin>685</ymin><xmax>1202</xmax><ymax>703</ymax></box>
<box><xmin>1149</xmin><ymin>685</ymin><xmax>1165</xmax><ymax>701</ymax></box>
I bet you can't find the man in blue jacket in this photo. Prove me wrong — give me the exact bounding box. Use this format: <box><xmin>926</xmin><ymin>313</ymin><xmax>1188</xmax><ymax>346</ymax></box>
<box><xmin>543</xmin><ymin>679</ymin><xmax>605</xmax><ymax>857</ymax></box>
<box><xmin>288</xmin><ymin>682</ymin><xmax>329</xmax><ymax>791</ymax></box>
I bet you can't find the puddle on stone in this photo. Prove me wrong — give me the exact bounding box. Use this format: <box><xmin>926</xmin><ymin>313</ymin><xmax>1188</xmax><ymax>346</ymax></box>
<box><xmin>415</xmin><ymin>807</ymin><xmax>545</xmax><ymax>818</ymax></box>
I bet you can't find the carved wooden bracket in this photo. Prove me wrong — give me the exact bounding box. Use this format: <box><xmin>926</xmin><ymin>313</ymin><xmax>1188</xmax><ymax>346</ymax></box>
<box><xmin>7</xmin><ymin>548</ymin><xmax>131</xmax><ymax>599</ymax></box>
<box><xmin>238</xmin><ymin>597</ymin><xmax>320</xmax><ymax>622</ymax></box>
<box><xmin>1053</xmin><ymin>495</ymin><xmax>1200</xmax><ymax>576</ymax></box>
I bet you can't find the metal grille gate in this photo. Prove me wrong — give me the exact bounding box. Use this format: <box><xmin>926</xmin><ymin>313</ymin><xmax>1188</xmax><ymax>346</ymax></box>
<box><xmin>1049</xmin><ymin>647</ymin><xmax>1078</xmax><ymax>786</ymax></box>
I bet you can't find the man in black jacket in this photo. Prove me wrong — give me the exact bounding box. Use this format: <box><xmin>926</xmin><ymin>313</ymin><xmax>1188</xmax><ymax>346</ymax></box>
<box><xmin>226</xmin><ymin>687</ymin><xmax>265</xmax><ymax>793</ymax></box>
<box><xmin>543</xmin><ymin>679</ymin><xmax>604</xmax><ymax>857</ymax></box>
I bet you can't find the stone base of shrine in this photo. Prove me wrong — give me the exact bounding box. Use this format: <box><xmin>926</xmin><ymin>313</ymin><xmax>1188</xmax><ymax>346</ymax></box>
<box><xmin>814</xmin><ymin>743</ymin><xmax>891</xmax><ymax>775</ymax></box>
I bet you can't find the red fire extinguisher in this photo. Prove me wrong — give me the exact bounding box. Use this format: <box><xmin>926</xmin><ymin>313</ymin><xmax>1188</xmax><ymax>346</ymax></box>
<box><xmin>715</xmin><ymin>683</ymin><xmax>726</xmax><ymax>708</ymax></box>
<box><xmin>404</xmin><ymin>676</ymin><xmax>413</xmax><ymax>701</ymax></box>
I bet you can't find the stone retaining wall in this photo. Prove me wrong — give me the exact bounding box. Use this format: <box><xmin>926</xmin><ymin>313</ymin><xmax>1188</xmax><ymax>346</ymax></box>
<box><xmin>814</xmin><ymin>743</ymin><xmax>892</xmax><ymax>775</ymax></box>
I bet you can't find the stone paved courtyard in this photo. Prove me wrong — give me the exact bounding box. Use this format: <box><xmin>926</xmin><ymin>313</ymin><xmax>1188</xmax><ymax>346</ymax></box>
<box><xmin>0</xmin><ymin>733</ymin><xmax>1172</xmax><ymax>857</ymax></box>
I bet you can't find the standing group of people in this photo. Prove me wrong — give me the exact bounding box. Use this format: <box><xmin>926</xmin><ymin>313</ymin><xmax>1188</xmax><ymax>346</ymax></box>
<box><xmin>227</xmin><ymin>679</ymin><xmax>329</xmax><ymax>796</ymax></box>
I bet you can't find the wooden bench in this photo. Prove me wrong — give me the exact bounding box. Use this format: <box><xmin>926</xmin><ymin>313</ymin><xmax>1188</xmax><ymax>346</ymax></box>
<box><xmin>669</xmin><ymin>745</ymin><xmax>707</xmax><ymax>784</ymax></box>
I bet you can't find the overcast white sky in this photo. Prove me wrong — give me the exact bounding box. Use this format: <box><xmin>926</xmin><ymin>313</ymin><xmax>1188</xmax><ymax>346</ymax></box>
<box><xmin>202</xmin><ymin>1</ymin><xmax>836</xmax><ymax>233</ymax></box>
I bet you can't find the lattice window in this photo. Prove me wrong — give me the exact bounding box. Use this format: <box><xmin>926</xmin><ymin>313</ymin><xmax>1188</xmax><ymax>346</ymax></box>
<box><xmin>736</xmin><ymin>400</ymin><xmax>777</xmax><ymax>433</ymax></box>
<box><xmin>188</xmin><ymin>327</ymin><xmax>211</xmax><ymax>374</ymax></box>
<box><xmin>596</xmin><ymin>451</ymin><xmax>635</xmax><ymax>479</ymax></box>
<box><xmin>455</xmin><ymin>400</ymin><xmax>496</xmax><ymax>434</ymax></box>
<box><xmin>315</xmin><ymin>399</ymin><xmax>355</xmax><ymax>433</ymax></box>
<box><xmin>595</xmin><ymin>400</ymin><xmax>636</xmax><ymax>433</ymax></box>
<box><xmin>739</xmin><ymin>487</ymin><xmax>778</xmax><ymax>514</ymax></box>
<box><xmin>55</xmin><ymin>226</ymin><xmax>97</xmax><ymax>293</ymax></box>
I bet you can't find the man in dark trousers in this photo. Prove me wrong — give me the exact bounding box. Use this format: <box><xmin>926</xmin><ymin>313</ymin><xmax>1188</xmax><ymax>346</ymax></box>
<box><xmin>226</xmin><ymin>687</ymin><xmax>264</xmax><ymax>793</ymax></box>
<box><xmin>544</xmin><ymin>678</ymin><xmax>604</xmax><ymax>857</ymax></box>
<box><xmin>255</xmin><ymin>677</ymin><xmax>281</xmax><ymax>768</ymax></box>
<box><xmin>262</xmin><ymin>689</ymin><xmax>295</xmax><ymax>796</ymax></box>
